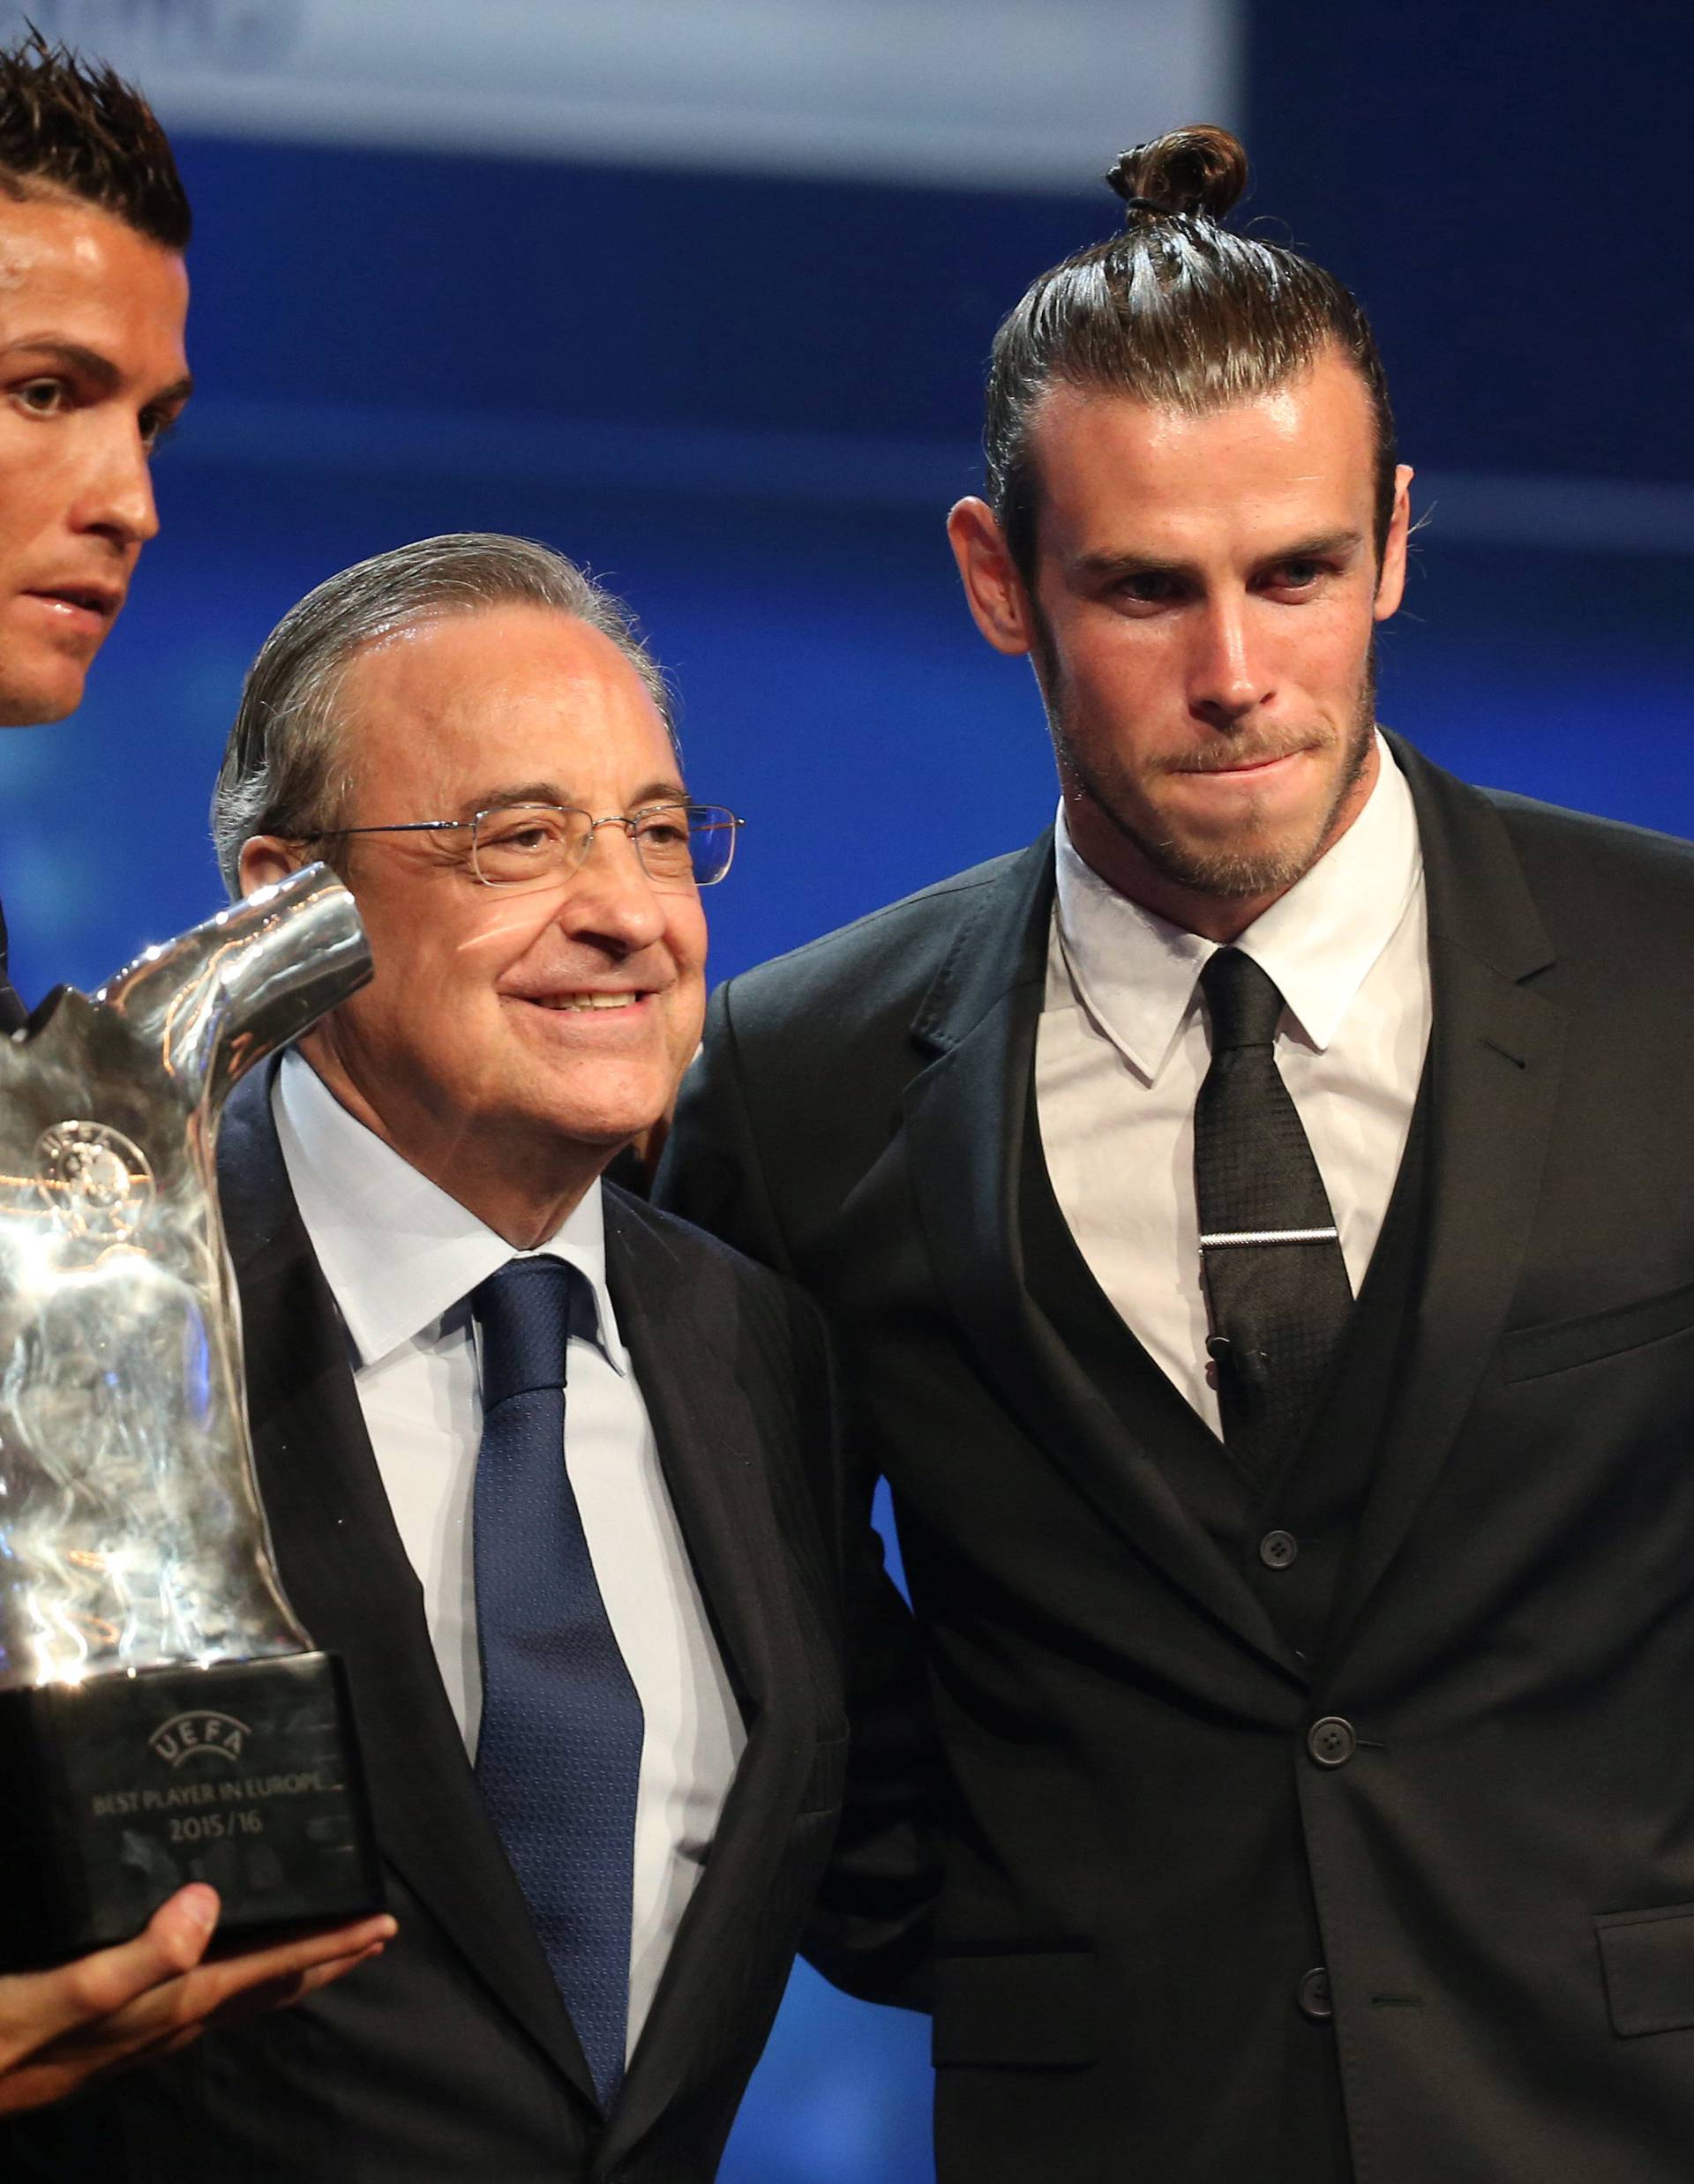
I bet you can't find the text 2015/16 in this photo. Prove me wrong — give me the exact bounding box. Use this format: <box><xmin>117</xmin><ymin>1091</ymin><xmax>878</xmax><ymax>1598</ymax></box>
<box><xmin>167</xmin><ymin>1808</ymin><xmax>265</xmax><ymax>1844</ymax></box>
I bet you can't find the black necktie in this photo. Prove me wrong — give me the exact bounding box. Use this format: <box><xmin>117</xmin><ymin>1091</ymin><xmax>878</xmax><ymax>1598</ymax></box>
<box><xmin>1193</xmin><ymin>948</ymin><xmax>1353</xmax><ymax>1482</ymax></box>
<box><xmin>470</xmin><ymin>1256</ymin><xmax>645</xmax><ymax>2111</ymax></box>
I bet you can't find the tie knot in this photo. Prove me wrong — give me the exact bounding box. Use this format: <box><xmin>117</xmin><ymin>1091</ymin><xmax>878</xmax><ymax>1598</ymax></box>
<box><xmin>1200</xmin><ymin>947</ymin><xmax>1285</xmax><ymax>1051</ymax></box>
<box><xmin>471</xmin><ymin>1256</ymin><xmax>594</xmax><ymax>1408</ymax></box>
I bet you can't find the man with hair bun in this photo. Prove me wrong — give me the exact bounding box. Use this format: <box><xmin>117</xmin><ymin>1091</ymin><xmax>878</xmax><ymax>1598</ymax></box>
<box><xmin>0</xmin><ymin>26</ymin><xmax>394</xmax><ymax>2115</ymax></box>
<box><xmin>660</xmin><ymin>123</ymin><xmax>1694</xmax><ymax>2181</ymax></box>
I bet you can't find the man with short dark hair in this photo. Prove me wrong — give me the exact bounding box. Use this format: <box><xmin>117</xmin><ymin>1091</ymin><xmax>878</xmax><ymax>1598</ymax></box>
<box><xmin>659</xmin><ymin>125</ymin><xmax>1694</xmax><ymax>2181</ymax></box>
<box><xmin>0</xmin><ymin>27</ymin><xmax>394</xmax><ymax>2114</ymax></box>
<box><xmin>7</xmin><ymin>532</ymin><xmax>930</xmax><ymax>2182</ymax></box>
<box><xmin>0</xmin><ymin>26</ymin><xmax>193</xmax><ymax>1018</ymax></box>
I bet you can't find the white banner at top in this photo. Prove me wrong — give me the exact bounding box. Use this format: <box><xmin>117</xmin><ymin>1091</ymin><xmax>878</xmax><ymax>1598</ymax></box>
<box><xmin>8</xmin><ymin>0</ymin><xmax>1240</xmax><ymax>192</ymax></box>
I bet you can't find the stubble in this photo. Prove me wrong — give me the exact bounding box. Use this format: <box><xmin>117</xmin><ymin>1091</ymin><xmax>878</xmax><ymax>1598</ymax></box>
<box><xmin>1044</xmin><ymin>642</ymin><xmax>1379</xmax><ymax>903</ymax></box>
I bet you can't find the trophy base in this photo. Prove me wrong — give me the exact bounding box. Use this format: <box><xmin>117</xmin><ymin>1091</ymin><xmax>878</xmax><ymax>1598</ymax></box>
<box><xmin>0</xmin><ymin>1651</ymin><xmax>384</xmax><ymax>1973</ymax></box>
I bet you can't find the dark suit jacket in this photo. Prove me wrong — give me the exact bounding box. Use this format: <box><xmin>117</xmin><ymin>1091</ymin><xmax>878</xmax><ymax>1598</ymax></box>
<box><xmin>656</xmin><ymin>737</ymin><xmax>1694</xmax><ymax>2183</ymax></box>
<box><xmin>5</xmin><ymin>1066</ymin><xmax>929</xmax><ymax>2182</ymax></box>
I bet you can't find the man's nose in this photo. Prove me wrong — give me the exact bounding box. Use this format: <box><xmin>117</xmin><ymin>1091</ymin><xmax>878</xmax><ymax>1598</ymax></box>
<box><xmin>72</xmin><ymin>419</ymin><xmax>161</xmax><ymax>549</ymax></box>
<box><xmin>553</xmin><ymin>820</ymin><xmax>670</xmax><ymax>948</ymax></box>
<box><xmin>1188</xmin><ymin>596</ymin><xmax>1270</xmax><ymax>725</ymax></box>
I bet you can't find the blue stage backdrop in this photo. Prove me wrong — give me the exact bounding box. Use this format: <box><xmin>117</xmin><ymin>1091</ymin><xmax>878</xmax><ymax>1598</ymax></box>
<box><xmin>0</xmin><ymin>4</ymin><xmax>1688</xmax><ymax>2178</ymax></box>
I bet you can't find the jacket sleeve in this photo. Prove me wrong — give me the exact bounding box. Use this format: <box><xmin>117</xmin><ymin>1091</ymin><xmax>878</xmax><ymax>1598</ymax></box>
<box><xmin>800</xmin><ymin>1301</ymin><xmax>941</xmax><ymax>2013</ymax></box>
<box><xmin>657</xmin><ymin>986</ymin><xmax>943</xmax><ymax>2011</ymax></box>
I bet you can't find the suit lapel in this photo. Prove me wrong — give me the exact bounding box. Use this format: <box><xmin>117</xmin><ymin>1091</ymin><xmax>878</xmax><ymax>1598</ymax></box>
<box><xmin>216</xmin><ymin>1069</ymin><xmax>598</xmax><ymax>2105</ymax></box>
<box><xmin>603</xmin><ymin>1191</ymin><xmax>779</xmax><ymax>1722</ymax></box>
<box><xmin>598</xmin><ymin>1193</ymin><xmax>820</xmax><ymax>2155</ymax></box>
<box><xmin>1329</xmin><ymin>741</ymin><xmax>1566</xmax><ymax>1650</ymax></box>
<box><xmin>903</xmin><ymin>839</ymin><xmax>1300</xmax><ymax>1675</ymax></box>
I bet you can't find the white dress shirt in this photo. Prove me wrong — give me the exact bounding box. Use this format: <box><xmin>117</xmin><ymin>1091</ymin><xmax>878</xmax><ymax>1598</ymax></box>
<box><xmin>273</xmin><ymin>1051</ymin><xmax>746</xmax><ymax>2058</ymax></box>
<box><xmin>1036</xmin><ymin>734</ymin><xmax>1432</xmax><ymax>1436</ymax></box>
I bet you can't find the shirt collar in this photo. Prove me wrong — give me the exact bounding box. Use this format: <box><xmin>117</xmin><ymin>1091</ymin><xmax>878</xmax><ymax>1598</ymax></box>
<box><xmin>1052</xmin><ymin>732</ymin><xmax>1423</xmax><ymax>1079</ymax></box>
<box><xmin>272</xmin><ymin>1049</ymin><xmax>624</xmax><ymax>1373</ymax></box>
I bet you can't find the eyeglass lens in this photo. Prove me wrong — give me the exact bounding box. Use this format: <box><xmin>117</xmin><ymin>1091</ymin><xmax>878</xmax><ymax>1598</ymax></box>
<box><xmin>470</xmin><ymin>804</ymin><xmax>738</xmax><ymax>889</ymax></box>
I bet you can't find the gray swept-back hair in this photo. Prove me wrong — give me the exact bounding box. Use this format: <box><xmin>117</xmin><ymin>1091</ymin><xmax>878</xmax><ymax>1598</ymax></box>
<box><xmin>209</xmin><ymin>532</ymin><xmax>677</xmax><ymax>897</ymax></box>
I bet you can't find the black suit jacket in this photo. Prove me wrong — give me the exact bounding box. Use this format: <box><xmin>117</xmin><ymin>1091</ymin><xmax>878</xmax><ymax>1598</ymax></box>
<box><xmin>657</xmin><ymin>738</ymin><xmax>1694</xmax><ymax>2183</ymax></box>
<box><xmin>6</xmin><ymin>1067</ymin><xmax>929</xmax><ymax>2182</ymax></box>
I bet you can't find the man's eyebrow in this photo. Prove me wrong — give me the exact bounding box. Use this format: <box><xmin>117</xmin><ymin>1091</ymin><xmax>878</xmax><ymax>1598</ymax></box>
<box><xmin>1259</xmin><ymin>527</ymin><xmax>1365</xmax><ymax>563</ymax></box>
<box><xmin>1</xmin><ymin>339</ymin><xmax>194</xmax><ymax>411</ymax></box>
<box><xmin>1</xmin><ymin>337</ymin><xmax>119</xmax><ymax>392</ymax></box>
<box><xmin>461</xmin><ymin>778</ymin><xmax>691</xmax><ymax>818</ymax></box>
<box><xmin>457</xmin><ymin>782</ymin><xmax>564</xmax><ymax>817</ymax></box>
<box><xmin>1074</xmin><ymin>528</ymin><xmax>1367</xmax><ymax>582</ymax></box>
<box><xmin>1072</xmin><ymin>546</ymin><xmax>1189</xmax><ymax>582</ymax></box>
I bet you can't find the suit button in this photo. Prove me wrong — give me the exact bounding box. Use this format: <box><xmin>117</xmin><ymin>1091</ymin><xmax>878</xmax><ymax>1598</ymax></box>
<box><xmin>1297</xmin><ymin>1966</ymin><xmax>1334</xmax><ymax>2021</ymax></box>
<box><xmin>1307</xmin><ymin>1717</ymin><xmax>1357</xmax><ymax>1768</ymax></box>
<box><xmin>1259</xmin><ymin>1529</ymin><xmax>1299</xmax><ymax>1569</ymax></box>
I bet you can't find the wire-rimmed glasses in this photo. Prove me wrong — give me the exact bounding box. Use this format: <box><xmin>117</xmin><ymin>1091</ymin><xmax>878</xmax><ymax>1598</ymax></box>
<box><xmin>325</xmin><ymin>801</ymin><xmax>744</xmax><ymax>893</ymax></box>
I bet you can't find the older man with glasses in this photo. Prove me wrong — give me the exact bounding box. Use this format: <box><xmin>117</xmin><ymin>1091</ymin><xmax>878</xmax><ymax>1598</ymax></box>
<box><xmin>8</xmin><ymin>532</ymin><xmax>933</xmax><ymax>2184</ymax></box>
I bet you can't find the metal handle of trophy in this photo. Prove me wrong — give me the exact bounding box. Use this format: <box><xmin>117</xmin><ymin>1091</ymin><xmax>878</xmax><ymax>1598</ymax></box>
<box><xmin>95</xmin><ymin>864</ymin><xmax>371</xmax><ymax>1112</ymax></box>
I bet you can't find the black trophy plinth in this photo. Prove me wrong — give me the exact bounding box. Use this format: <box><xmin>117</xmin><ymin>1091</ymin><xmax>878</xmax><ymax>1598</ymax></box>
<box><xmin>0</xmin><ymin>1650</ymin><xmax>383</xmax><ymax>1972</ymax></box>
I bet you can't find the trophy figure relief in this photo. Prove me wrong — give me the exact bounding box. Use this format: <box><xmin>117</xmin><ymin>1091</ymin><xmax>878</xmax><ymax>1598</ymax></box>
<box><xmin>0</xmin><ymin>864</ymin><xmax>384</xmax><ymax>1971</ymax></box>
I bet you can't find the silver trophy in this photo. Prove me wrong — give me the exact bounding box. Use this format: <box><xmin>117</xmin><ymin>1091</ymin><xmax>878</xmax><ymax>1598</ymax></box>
<box><xmin>0</xmin><ymin>865</ymin><xmax>383</xmax><ymax>1969</ymax></box>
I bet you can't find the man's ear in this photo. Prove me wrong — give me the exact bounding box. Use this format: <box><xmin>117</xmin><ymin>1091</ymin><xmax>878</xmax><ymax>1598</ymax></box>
<box><xmin>237</xmin><ymin>835</ymin><xmax>307</xmax><ymax>899</ymax></box>
<box><xmin>1373</xmin><ymin>462</ymin><xmax>1415</xmax><ymax>623</ymax></box>
<box><xmin>947</xmin><ymin>497</ymin><xmax>1040</xmax><ymax>657</ymax></box>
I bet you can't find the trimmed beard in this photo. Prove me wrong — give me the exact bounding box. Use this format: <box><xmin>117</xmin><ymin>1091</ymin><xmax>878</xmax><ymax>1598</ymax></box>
<box><xmin>1038</xmin><ymin>624</ymin><xmax>1379</xmax><ymax>903</ymax></box>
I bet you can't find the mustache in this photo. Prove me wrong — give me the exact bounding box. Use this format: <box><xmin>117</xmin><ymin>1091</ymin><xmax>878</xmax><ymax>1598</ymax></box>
<box><xmin>1158</xmin><ymin>731</ymin><xmax>1330</xmax><ymax>776</ymax></box>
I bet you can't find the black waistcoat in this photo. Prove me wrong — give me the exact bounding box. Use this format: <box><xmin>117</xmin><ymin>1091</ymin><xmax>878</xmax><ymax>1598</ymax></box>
<box><xmin>1014</xmin><ymin>1064</ymin><xmax>1433</xmax><ymax>2180</ymax></box>
<box><xmin>1018</xmin><ymin>1061</ymin><xmax>1434</xmax><ymax>1664</ymax></box>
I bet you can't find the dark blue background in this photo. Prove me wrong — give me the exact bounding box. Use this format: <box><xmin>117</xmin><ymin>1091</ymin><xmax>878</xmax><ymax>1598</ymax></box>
<box><xmin>1</xmin><ymin>8</ymin><xmax>1688</xmax><ymax>2177</ymax></box>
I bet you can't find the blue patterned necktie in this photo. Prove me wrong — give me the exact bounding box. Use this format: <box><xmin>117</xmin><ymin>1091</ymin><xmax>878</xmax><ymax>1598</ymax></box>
<box><xmin>470</xmin><ymin>1254</ymin><xmax>645</xmax><ymax>2111</ymax></box>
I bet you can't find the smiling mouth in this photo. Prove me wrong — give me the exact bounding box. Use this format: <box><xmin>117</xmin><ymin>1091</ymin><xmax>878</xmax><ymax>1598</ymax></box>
<box><xmin>520</xmin><ymin>991</ymin><xmax>645</xmax><ymax>1012</ymax></box>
